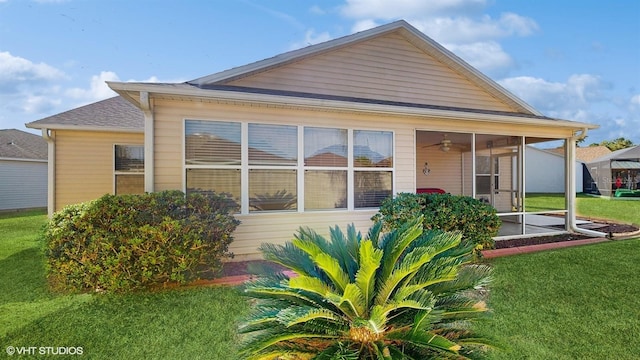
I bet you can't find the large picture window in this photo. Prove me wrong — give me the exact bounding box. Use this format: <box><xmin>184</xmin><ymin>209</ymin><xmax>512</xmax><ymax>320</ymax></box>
<box><xmin>114</xmin><ymin>145</ymin><xmax>144</xmax><ymax>195</ymax></box>
<box><xmin>185</xmin><ymin>120</ymin><xmax>393</xmax><ymax>213</ymax></box>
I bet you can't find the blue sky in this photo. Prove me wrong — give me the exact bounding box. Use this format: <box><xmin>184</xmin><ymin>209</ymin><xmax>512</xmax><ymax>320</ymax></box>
<box><xmin>1</xmin><ymin>0</ymin><xmax>639</xmax><ymax>145</ymax></box>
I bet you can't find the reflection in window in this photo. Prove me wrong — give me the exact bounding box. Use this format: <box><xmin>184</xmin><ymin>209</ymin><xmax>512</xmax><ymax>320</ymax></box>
<box><xmin>249</xmin><ymin>124</ymin><xmax>297</xmax><ymax>166</ymax></box>
<box><xmin>185</xmin><ymin>121</ymin><xmax>241</xmax><ymax>165</ymax></box>
<box><xmin>305</xmin><ymin>170</ymin><xmax>347</xmax><ymax>210</ymax></box>
<box><xmin>114</xmin><ymin>145</ymin><xmax>144</xmax><ymax>195</ymax></box>
<box><xmin>354</xmin><ymin>130</ymin><xmax>393</xmax><ymax>167</ymax></box>
<box><xmin>249</xmin><ymin>169</ymin><xmax>297</xmax><ymax>212</ymax></box>
<box><xmin>354</xmin><ymin>171</ymin><xmax>392</xmax><ymax>208</ymax></box>
<box><xmin>304</xmin><ymin>127</ymin><xmax>347</xmax><ymax>167</ymax></box>
<box><xmin>186</xmin><ymin>169</ymin><xmax>241</xmax><ymax>200</ymax></box>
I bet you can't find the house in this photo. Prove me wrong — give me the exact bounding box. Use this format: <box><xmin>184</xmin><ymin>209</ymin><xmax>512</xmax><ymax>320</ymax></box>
<box><xmin>525</xmin><ymin>146</ymin><xmax>584</xmax><ymax>193</ymax></box>
<box><xmin>549</xmin><ymin>145</ymin><xmax>611</xmax><ymax>163</ymax></box>
<box><xmin>0</xmin><ymin>129</ymin><xmax>48</xmax><ymax>211</ymax></box>
<box><xmin>27</xmin><ymin>20</ymin><xmax>601</xmax><ymax>259</ymax></box>
<box><xmin>584</xmin><ymin>145</ymin><xmax>640</xmax><ymax>196</ymax></box>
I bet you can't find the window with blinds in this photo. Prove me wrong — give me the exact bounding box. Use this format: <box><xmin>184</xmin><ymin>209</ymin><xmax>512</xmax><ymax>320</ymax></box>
<box><xmin>184</xmin><ymin>119</ymin><xmax>393</xmax><ymax>213</ymax></box>
<box><xmin>114</xmin><ymin>144</ymin><xmax>144</xmax><ymax>195</ymax></box>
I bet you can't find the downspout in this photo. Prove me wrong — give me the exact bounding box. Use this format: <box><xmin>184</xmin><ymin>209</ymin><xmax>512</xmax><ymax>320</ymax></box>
<box><xmin>140</xmin><ymin>91</ymin><xmax>154</xmax><ymax>193</ymax></box>
<box><xmin>566</xmin><ymin>128</ymin><xmax>606</xmax><ymax>237</ymax></box>
<box><xmin>41</xmin><ymin>128</ymin><xmax>55</xmax><ymax>216</ymax></box>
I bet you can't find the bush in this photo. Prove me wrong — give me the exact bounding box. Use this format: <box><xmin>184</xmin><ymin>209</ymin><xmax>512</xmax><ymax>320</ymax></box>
<box><xmin>239</xmin><ymin>217</ymin><xmax>493</xmax><ymax>359</ymax></box>
<box><xmin>44</xmin><ymin>190</ymin><xmax>240</xmax><ymax>293</ymax></box>
<box><xmin>372</xmin><ymin>192</ymin><xmax>501</xmax><ymax>250</ymax></box>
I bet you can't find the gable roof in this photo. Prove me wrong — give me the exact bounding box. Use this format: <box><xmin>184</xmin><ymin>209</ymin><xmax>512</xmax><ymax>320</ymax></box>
<box><xmin>189</xmin><ymin>20</ymin><xmax>540</xmax><ymax>116</ymax></box>
<box><xmin>0</xmin><ymin>129</ymin><xmax>47</xmax><ymax>161</ymax></box>
<box><xmin>26</xmin><ymin>96</ymin><xmax>144</xmax><ymax>132</ymax></box>
<box><xmin>589</xmin><ymin>145</ymin><xmax>640</xmax><ymax>163</ymax></box>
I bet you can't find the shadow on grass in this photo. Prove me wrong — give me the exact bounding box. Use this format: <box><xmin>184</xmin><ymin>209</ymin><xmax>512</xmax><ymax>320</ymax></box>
<box><xmin>0</xmin><ymin>247</ymin><xmax>49</xmax><ymax>304</ymax></box>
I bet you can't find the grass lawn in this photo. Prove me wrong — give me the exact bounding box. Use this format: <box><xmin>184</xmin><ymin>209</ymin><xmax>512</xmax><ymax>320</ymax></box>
<box><xmin>525</xmin><ymin>193</ymin><xmax>640</xmax><ymax>225</ymax></box>
<box><xmin>1</xmin><ymin>200</ymin><xmax>639</xmax><ymax>359</ymax></box>
<box><xmin>0</xmin><ymin>210</ymin><xmax>248</xmax><ymax>359</ymax></box>
<box><xmin>480</xmin><ymin>238</ymin><xmax>640</xmax><ymax>359</ymax></box>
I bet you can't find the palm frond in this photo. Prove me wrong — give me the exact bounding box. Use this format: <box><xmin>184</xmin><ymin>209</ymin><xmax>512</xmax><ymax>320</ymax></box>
<box><xmin>366</xmin><ymin>221</ymin><xmax>384</xmax><ymax>248</ymax></box>
<box><xmin>276</xmin><ymin>306</ymin><xmax>346</xmax><ymax>327</ymax></box>
<box><xmin>293</xmin><ymin>237</ymin><xmax>351</xmax><ymax>293</ymax></box>
<box><xmin>259</xmin><ymin>242</ymin><xmax>322</xmax><ymax>279</ymax></box>
<box><xmin>328</xmin><ymin>225</ymin><xmax>359</xmax><ymax>281</ymax></box>
<box><xmin>379</xmin><ymin>217</ymin><xmax>424</xmax><ymax>281</ymax></box>
<box><xmin>427</xmin><ymin>264</ymin><xmax>492</xmax><ymax>296</ymax></box>
<box><xmin>354</xmin><ymin>239</ymin><xmax>383</xmax><ymax>311</ymax></box>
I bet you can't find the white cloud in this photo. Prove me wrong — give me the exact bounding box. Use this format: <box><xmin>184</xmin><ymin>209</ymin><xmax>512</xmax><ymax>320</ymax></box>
<box><xmin>407</xmin><ymin>13</ymin><xmax>538</xmax><ymax>44</ymax></box>
<box><xmin>289</xmin><ymin>29</ymin><xmax>333</xmax><ymax>50</ymax></box>
<box><xmin>498</xmin><ymin>74</ymin><xmax>606</xmax><ymax>113</ymax></box>
<box><xmin>341</xmin><ymin>0</ymin><xmax>487</xmax><ymax>19</ymax></box>
<box><xmin>351</xmin><ymin>19</ymin><xmax>379</xmax><ymax>33</ymax></box>
<box><xmin>0</xmin><ymin>51</ymin><xmax>66</xmax><ymax>93</ymax></box>
<box><xmin>630</xmin><ymin>94</ymin><xmax>640</xmax><ymax>112</ymax></box>
<box><xmin>309</xmin><ymin>5</ymin><xmax>326</xmax><ymax>15</ymax></box>
<box><xmin>445</xmin><ymin>41</ymin><xmax>513</xmax><ymax>74</ymax></box>
<box><xmin>66</xmin><ymin>71</ymin><xmax>120</xmax><ymax>101</ymax></box>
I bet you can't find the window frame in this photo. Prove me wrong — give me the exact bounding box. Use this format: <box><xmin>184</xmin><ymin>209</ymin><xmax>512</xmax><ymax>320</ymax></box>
<box><xmin>183</xmin><ymin>119</ymin><xmax>394</xmax><ymax>214</ymax></box>
<box><xmin>113</xmin><ymin>144</ymin><xmax>145</xmax><ymax>195</ymax></box>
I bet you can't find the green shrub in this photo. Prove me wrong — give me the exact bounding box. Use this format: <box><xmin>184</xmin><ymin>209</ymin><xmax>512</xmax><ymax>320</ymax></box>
<box><xmin>239</xmin><ymin>217</ymin><xmax>493</xmax><ymax>359</ymax></box>
<box><xmin>44</xmin><ymin>190</ymin><xmax>239</xmax><ymax>293</ymax></box>
<box><xmin>372</xmin><ymin>192</ymin><xmax>501</xmax><ymax>250</ymax></box>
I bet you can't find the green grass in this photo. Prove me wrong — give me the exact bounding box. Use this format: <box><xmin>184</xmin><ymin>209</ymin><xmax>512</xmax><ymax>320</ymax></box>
<box><xmin>2</xmin><ymin>204</ymin><xmax>639</xmax><ymax>359</ymax></box>
<box><xmin>480</xmin><ymin>239</ymin><xmax>640</xmax><ymax>359</ymax></box>
<box><xmin>526</xmin><ymin>193</ymin><xmax>640</xmax><ymax>225</ymax></box>
<box><xmin>0</xmin><ymin>211</ymin><xmax>249</xmax><ymax>359</ymax></box>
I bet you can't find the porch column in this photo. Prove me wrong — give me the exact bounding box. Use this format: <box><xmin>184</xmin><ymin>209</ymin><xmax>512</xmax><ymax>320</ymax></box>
<box><xmin>565</xmin><ymin>137</ymin><xmax>576</xmax><ymax>231</ymax></box>
<box><xmin>140</xmin><ymin>92</ymin><xmax>154</xmax><ymax>193</ymax></box>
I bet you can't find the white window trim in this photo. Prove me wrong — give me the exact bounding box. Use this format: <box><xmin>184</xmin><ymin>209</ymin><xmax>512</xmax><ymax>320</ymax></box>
<box><xmin>113</xmin><ymin>143</ymin><xmax>145</xmax><ymax>195</ymax></box>
<box><xmin>183</xmin><ymin>119</ymin><xmax>395</xmax><ymax>214</ymax></box>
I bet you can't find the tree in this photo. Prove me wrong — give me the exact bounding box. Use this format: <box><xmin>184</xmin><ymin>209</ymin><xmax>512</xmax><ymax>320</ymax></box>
<box><xmin>589</xmin><ymin>137</ymin><xmax>635</xmax><ymax>151</ymax></box>
<box><xmin>239</xmin><ymin>217</ymin><xmax>494</xmax><ymax>359</ymax></box>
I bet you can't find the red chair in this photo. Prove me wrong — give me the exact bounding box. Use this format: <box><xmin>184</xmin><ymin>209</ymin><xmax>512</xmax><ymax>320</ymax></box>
<box><xmin>416</xmin><ymin>188</ymin><xmax>446</xmax><ymax>194</ymax></box>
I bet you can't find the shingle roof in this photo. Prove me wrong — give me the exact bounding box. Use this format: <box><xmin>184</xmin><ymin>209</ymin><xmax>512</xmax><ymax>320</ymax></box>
<box><xmin>549</xmin><ymin>145</ymin><xmax>611</xmax><ymax>162</ymax></box>
<box><xmin>0</xmin><ymin>129</ymin><xmax>47</xmax><ymax>160</ymax></box>
<box><xmin>589</xmin><ymin>145</ymin><xmax>640</xmax><ymax>163</ymax></box>
<box><xmin>26</xmin><ymin>96</ymin><xmax>144</xmax><ymax>131</ymax></box>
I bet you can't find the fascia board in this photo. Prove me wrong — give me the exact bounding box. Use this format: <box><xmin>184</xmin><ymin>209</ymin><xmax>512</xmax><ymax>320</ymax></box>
<box><xmin>26</xmin><ymin>123</ymin><xmax>143</xmax><ymax>133</ymax></box>
<box><xmin>108</xmin><ymin>82</ymin><xmax>598</xmax><ymax>131</ymax></box>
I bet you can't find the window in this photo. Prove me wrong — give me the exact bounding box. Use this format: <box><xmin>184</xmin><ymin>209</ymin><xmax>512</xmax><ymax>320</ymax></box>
<box><xmin>114</xmin><ymin>145</ymin><xmax>144</xmax><ymax>195</ymax></box>
<box><xmin>184</xmin><ymin>120</ymin><xmax>393</xmax><ymax>213</ymax></box>
<box><xmin>248</xmin><ymin>124</ymin><xmax>297</xmax><ymax>212</ymax></box>
<box><xmin>185</xmin><ymin>121</ymin><xmax>241</xmax><ymax>200</ymax></box>
<box><xmin>354</xmin><ymin>130</ymin><xmax>393</xmax><ymax>208</ymax></box>
<box><xmin>475</xmin><ymin>156</ymin><xmax>499</xmax><ymax>195</ymax></box>
<box><xmin>304</xmin><ymin>127</ymin><xmax>348</xmax><ymax>210</ymax></box>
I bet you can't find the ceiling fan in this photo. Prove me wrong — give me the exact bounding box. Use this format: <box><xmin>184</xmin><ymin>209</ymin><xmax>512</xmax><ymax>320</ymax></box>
<box><xmin>422</xmin><ymin>134</ymin><xmax>460</xmax><ymax>152</ymax></box>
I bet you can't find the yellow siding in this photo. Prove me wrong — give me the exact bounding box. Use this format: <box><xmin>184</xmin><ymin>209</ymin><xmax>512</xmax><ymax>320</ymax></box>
<box><xmin>54</xmin><ymin>130</ymin><xmax>143</xmax><ymax>211</ymax></box>
<box><xmin>231</xmin><ymin>210</ymin><xmax>378</xmax><ymax>261</ymax></box>
<box><xmin>152</xmin><ymin>98</ymin><xmax>575</xmax><ymax>259</ymax></box>
<box><xmin>227</xmin><ymin>33</ymin><xmax>516</xmax><ymax>113</ymax></box>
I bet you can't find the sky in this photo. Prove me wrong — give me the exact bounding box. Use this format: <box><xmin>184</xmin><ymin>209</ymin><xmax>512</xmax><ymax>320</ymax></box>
<box><xmin>1</xmin><ymin>0</ymin><xmax>639</xmax><ymax>146</ymax></box>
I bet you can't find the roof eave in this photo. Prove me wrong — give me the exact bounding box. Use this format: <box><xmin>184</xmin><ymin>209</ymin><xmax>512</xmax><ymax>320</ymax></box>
<box><xmin>108</xmin><ymin>81</ymin><xmax>597</xmax><ymax>131</ymax></box>
<box><xmin>26</xmin><ymin>122</ymin><xmax>143</xmax><ymax>133</ymax></box>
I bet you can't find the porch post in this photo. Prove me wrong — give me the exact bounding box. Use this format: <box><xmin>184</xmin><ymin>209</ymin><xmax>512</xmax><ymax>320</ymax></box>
<box><xmin>565</xmin><ymin>137</ymin><xmax>576</xmax><ymax>231</ymax></box>
<box><xmin>140</xmin><ymin>91</ymin><xmax>154</xmax><ymax>193</ymax></box>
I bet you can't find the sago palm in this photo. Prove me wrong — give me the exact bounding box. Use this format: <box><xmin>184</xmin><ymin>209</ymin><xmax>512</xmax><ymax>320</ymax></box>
<box><xmin>238</xmin><ymin>216</ymin><xmax>493</xmax><ymax>359</ymax></box>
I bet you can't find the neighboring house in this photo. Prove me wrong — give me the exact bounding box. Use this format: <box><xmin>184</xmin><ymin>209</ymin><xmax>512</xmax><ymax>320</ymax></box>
<box><xmin>549</xmin><ymin>145</ymin><xmax>611</xmax><ymax>163</ymax></box>
<box><xmin>0</xmin><ymin>129</ymin><xmax>48</xmax><ymax>211</ymax></box>
<box><xmin>584</xmin><ymin>145</ymin><xmax>640</xmax><ymax>196</ymax></box>
<box><xmin>27</xmin><ymin>21</ymin><xmax>600</xmax><ymax>259</ymax></box>
<box><xmin>525</xmin><ymin>146</ymin><xmax>584</xmax><ymax>193</ymax></box>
